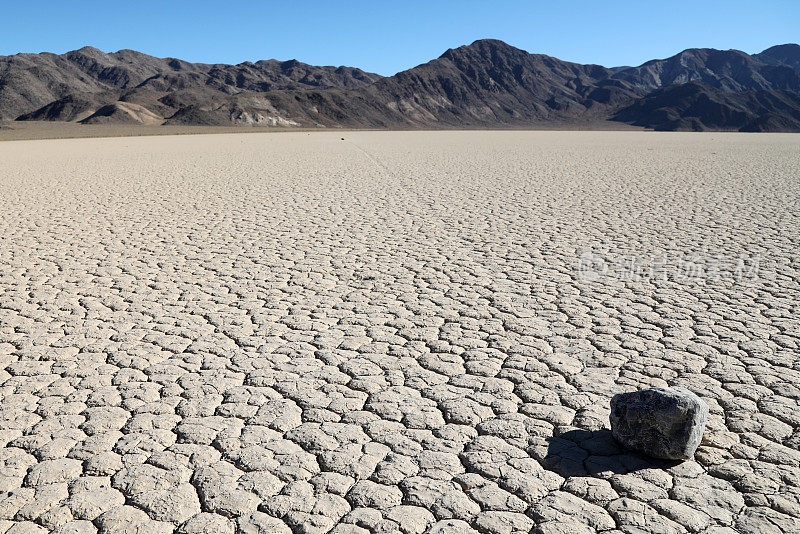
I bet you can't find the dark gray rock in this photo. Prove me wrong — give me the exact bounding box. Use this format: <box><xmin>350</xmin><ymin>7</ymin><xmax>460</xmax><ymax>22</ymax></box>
<box><xmin>610</xmin><ymin>387</ymin><xmax>708</xmax><ymax>460</ymax></box>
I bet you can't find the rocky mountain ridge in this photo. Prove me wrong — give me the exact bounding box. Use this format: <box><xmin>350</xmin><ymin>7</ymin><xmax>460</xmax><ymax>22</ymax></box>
<box><xmin>2</xmin><ymin>40</ymin><xmax>799</xmax><ymax>131</ymax></box>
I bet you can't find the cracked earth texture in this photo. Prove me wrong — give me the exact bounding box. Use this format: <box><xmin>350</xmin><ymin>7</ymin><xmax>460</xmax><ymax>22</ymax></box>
<box><xmin>0</xmin><ymin>131</ymin><xmax>798</xmax><ymax>534</ymax></box>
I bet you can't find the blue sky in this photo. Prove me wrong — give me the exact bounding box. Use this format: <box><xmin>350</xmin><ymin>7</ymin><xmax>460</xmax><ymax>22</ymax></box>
<box><xmin>2</xmin><ymin>1</ymin><xmax>797</xmax><ymax>75</ymax></box>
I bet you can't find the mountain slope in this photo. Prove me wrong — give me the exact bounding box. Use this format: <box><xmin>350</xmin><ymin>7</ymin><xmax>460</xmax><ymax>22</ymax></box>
<box><xmin>610</xmin><ymin>48</ymin><xmax>800</xmax><ymax>94</ymax></box>
<box><xmin>0</xmin><ymin>47</ymin><xmax>382</xmax><ymax>121</ymax></box>
<box><xmin>16</xmin><ymin>92</ymin><xmax>110</xmax><ymax>122</ymax></box>
<box><xmin>612</xmin><ymin>81</ymin><xmax>800</xmax><ymax>131</ymax></box>
<box><xmin>754</xmin><ymin>44</ymin><xmax>800</xmax><ymax>71</ymax></box>
<box><xmin>81</xmin><ymin>101</ymin><xmax>164</xmax><ymax>125</ymax></box>
<box><xmin>292</xmin><ymin>40</ymin><xmax>800</xmax><ymax>129</ymax></box>
<box><xmin>0</xmin><ymin>47</ymin><xmax>176</xmax><ymax>121</ymax></box>
<box><xmin>213</xmin><ymin>39</ymin><xmax>640</xmax><ymax>129</ymax></box>
<box><xmin>355</xmin><ymin>39</ymin><xmax>636</xmax><ymax>126</ymax></box>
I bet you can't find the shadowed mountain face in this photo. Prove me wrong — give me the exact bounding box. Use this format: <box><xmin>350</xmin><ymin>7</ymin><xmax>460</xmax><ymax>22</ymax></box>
<box><xmin>613</xmin><ymin>82</ymin><xmax>800</xmax><ymax>132</ymax></box>
<box><xmin>754</xmin><ymin>44</ymin><xmax>800</xmax><ymax>71</ymax></box>
<box><xmin>2</xmin><ymin>40</ymin><xmax>800</xmax><ymax>131</ymax></box>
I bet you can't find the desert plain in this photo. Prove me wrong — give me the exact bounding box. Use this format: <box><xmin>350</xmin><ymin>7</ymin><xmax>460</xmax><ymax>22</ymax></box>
<box><xmin>0</xmin><ymin>131</ymin><xmax>798</xmax><ymax>534</ymax></box>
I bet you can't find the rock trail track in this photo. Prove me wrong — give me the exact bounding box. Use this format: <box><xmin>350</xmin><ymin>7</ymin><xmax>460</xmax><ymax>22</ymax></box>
<box><xmin>0</xmin><ymin>131</ymin><xmax>798</xmax><ymax>533</ymax></box>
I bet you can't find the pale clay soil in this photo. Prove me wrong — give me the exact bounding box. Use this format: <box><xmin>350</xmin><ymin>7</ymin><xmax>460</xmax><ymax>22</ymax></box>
<box><xmin>0</xmin><ymin>131</ymin><xmax>798</xmax><ymax>534</ymax></box>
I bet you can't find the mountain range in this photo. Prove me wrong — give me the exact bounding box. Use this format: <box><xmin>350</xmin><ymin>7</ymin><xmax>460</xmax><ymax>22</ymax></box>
<box><xmin>2</xmin><ymin>39</ymin><xmax>800</xmax><ymax>131</ymax></box>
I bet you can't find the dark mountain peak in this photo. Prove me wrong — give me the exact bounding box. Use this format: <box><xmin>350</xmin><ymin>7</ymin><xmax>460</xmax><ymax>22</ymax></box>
<box><xmin>650</xmin><ymin>47</ymin><xmax>750</xmax><ymax>66</ymax></box>
<box><xmin>668</xmin><ymin>47</ymin><xmax>710</xmax><ymax>59</ymax></box>
<box><xmin>678</xmin><ymin>47</ymin><xmax>744</xmax><ymax>56</ymax></box>
<box><xmin>465</xmin><ymin>38</ymin><xmax>520</xmax><ymax>51</ymax></box>
<box><xmin>470</xmin><ymin>38</ymin><xmax>512</xmax><ymax>46</ymax></box>
<box><xmin>439</xmin><ymin>39</ymin><xmax>527</xmax><ymax>62</ymax></box>
<box><xmin>112</xmin><ymin>49</ymin><xmax>157</xmax><ymax>62</ymax></box>
<box><xmin>280</xmin><ymin>59</ymin><xmax>303</xmax><ymax>70</ymax></box>
<box><xmin>437</xmin><ymin>39</ymin><xmax>611</xmax><ymax>83</ymax></box>
<box><xmin>67</xmin><ymin>46</ymin><xmax>110</xmax><ymax>61</ymax></box>
<box><xmin>760</xmin><ymin>43</ymin><xmax>800</xmax><ymax>55</ymax></box>
<box><xmin>755</xmin><ymin>43</ymin><xmax>800</xmax><ymax>70</ymax></box>
<box><xmin>75</xmin><ymin>46</ymin><xmax>104</xmax><ymax>54</ymax></box>
<box><xmin>612</xmin><ymin>45</ymin><xmax>800</xmax><ymax>94</ymax></box>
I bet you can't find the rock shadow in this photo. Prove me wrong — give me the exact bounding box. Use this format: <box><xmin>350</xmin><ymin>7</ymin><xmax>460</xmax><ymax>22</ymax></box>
<box><xmin>542</xmin><ymin>429</ymin><xmax>679</xmax><ymax>478</ymax></box>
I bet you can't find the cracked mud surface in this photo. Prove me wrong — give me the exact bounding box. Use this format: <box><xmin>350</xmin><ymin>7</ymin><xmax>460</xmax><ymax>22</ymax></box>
<box><xmin>0</xmin><ymin>131</ymin><xmax>798</xmax><ymax>533</ymax></box>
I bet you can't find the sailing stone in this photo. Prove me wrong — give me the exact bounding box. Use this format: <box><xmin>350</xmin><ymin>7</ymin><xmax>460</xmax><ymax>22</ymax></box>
<box><xmin>610</xmin><ymin>387</ymin><xmax>708</xmax><ymax>460</ymax></box>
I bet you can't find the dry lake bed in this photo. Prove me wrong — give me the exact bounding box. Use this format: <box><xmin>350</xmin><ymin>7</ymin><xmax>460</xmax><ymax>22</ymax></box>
<box><xmin>0</xmin><ymin>131</ymin><xmax>798</xmax><ymax>533</ymax></box>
